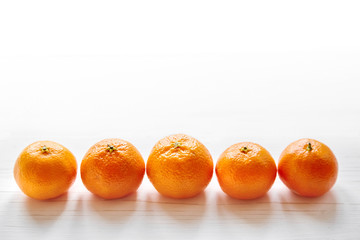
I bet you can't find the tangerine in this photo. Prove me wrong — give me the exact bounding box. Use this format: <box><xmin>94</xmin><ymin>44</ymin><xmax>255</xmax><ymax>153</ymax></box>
<box><xmin>216</xmin><ymin>142</ymin><xmax>277</xmax><ymax>200</ymax></box>
<box><xmin>146</xmin><ymin>134</ymin><xmax>213</xmax><ymax>199</ymax></box>
<box><xmin>278</xmin><ymin>138</ymin><xmax>338</xmax><ymax>197</ymax></box>
<box><xmin>81</xmin><ymin>138</ymin><xmax>145</xmax><ymax>199</ymax></box>
<box><xmin>14</xmin><ymin>141</ymin><xmax>77</xmax><ymax>200</ymax></box>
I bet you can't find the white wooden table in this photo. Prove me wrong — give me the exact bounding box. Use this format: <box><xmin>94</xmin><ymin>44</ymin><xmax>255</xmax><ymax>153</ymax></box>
<box><xmin>1</xmin><ymin>1</ymin><xmax>360</xmax><ymax>239</ymax></box>
<box><xmin>1</xmin><ymin>146</ymin><xmax>360</xmax><ymax>240</ymax></box>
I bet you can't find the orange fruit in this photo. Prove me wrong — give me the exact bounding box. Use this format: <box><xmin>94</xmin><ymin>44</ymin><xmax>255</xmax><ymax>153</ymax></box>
<box><xmin>278</xmin><ymin>138</ymin><xmax>338</xmax><ymax>197</ymax></box>
<box><xmin>216</xmin><ymin>142</ymin><xmax>277</xmax><ymax>200</ymax></box>
<box><xmin>146</xmin><ymin>134</ymin><xmax>213</xmax><ymax>199</ymax></box>
<box><xmin>14</xmin><ymin>141</ymin><xmax>77</xmax><ymax>200</ymax></box>
<box><xmin>80</xmin><ymin>138</ymin><xmax>145</xmax><ymax>199</ymax></box>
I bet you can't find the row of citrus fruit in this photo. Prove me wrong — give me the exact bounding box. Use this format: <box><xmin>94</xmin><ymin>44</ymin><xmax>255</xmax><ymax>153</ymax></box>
<box><xmin>13</xmin><ymin>134</ymin><xmax>338</xmax><ymax>201</ymax></box>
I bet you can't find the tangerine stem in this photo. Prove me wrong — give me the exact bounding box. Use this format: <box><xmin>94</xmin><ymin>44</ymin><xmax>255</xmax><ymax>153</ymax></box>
<box><xmin>172</xmin><ymin>141</ymin><xmax>182</xmax><ymax>148</ymax></box>
<box><xmin>106</xmin><ymin>144</ymin><xmax>117</xmax><ymax>153</ymax></box>
<box><xmin>41</xmin><ymin>145</ymin><xmax>49</xmax><ymax>153</ymax></box>
<box><xmin>306</xmin><ymin>143</ymin><xmax>313</xmax><ymax>151</ymax></box>
<box><xmin>240</xmin><ymin>146</ymin><xmax>249</xmax><ymax>153</ymax></box>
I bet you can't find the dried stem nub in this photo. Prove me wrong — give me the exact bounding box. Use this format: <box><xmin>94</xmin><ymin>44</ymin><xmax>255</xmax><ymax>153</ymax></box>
<box><xmin>306</xmin><ymin>143</ymin><xmax>313</xmax><ymax>151</ymax></box>
<box><xmin>172</xmin><ymin>141</ymin><xmax>182</xmax><ymax>148</ymax></box>
<box><xmin>240</xmin><ymin>146</ymin><xmax>249</xmax><ymax>153</ymax></box>
<box><xmin>107</xmin><ymin>144</ymin><xmax>117</xmax><ymax>153</ymax></box>
<box><xmin>41</xmin><ymin>145</ymin><xmax>49</xmax><ymax>153</ymax></box>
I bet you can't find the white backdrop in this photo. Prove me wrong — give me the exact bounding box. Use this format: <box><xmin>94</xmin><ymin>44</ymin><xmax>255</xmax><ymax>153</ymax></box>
<box><xmin>1</xmin><ymin>1</ymin><xmax>360</xmax><ymax>240</ymax></box>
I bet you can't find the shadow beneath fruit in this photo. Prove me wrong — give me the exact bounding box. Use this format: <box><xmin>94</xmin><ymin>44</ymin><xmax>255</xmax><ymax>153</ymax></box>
<box><xmin>24</xmin><ymin>192</ymin><xmax>68</xmax><ymax>224</ymax></box>
<box><xmin>88</xmin><ymin>192</ymin><xmax>138</xmax><ymax>222</ymax></box>
<box><xmin>215</xmin><ymin>190</ymin><xmax>273</xmax><ymax>224</ymax></box>
<box><xmin>278</xmin><ymin>188</ymin><xmax>338</xmax><ymax>221</ymax></box>
<box><xmin>143</xmin><ymin>190</ymin><xmax>208</xmax><ymax>225</ymax></box>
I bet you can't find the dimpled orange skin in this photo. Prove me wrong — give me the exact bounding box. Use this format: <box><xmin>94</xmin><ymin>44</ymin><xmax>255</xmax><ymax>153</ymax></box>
<box><xmin>146</xmin><ymin>134</ymin><xmax>214</xmax><ymax>199</ymax></box>
<box><xmin>216</xmin><ymin>142</ymin><xmax>277</xmax><ymax>200</ymax></box>
<box><xmin>81</xmin><ymin>139</ymin><xmax>145</xmax><ymax>200</ymax></box>
<box><xmin>278</xmin><ymin>138</ymin><xmax>338</xmax><ymax>197</ymax></box>
<box><xmin>14</xmin><ymin>141</ymin><xmax>77</xmax><ymax>200</ymax></box>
